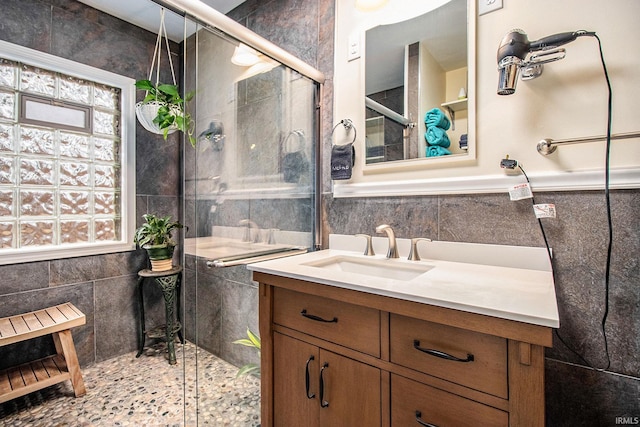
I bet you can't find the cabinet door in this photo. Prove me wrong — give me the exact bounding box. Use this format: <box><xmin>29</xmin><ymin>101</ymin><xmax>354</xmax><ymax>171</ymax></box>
<box><xmin>319</xmin><ymin>349</ymin><xmax>381</xmax><ymax>427</ymax></box>
<box><xmin>274</xmin><ymin>332</ymin><xmax>320</xmax><ymax>427</ymax></box>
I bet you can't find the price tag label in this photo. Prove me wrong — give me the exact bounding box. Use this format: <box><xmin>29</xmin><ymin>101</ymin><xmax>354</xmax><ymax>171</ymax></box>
<box><xmin>533</xmin><ymin>204</ymin><xmax>556</xmax><ymax>219</ymax></box>
<box><xmin>509</xmin><ymin>183</ymin><xmax>533</xmax><ymax>200</ymax></box>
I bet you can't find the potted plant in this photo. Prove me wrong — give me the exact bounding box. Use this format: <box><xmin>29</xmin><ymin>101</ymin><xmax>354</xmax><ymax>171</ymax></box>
<box><xmin>135</xmin><ymin>79</ymin><xmax>196</xmax><ymax>147</ymax></box>
<box><xmin>134</xmin><ymin>213</ymin><xmax>184</xmax><ymax>272</ymax></box>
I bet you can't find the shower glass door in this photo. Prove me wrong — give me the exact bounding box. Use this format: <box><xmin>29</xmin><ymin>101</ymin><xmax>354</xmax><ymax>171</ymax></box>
<box><xmin>181</xmin><ymin>21</ymin><xmax>319</xmax><ymax>426</ymax></box>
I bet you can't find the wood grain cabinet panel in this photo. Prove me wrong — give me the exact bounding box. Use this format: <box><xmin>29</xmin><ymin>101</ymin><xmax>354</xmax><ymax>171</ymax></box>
<box><xmin>273</xmin><ymin>287</ymin><xmax>380</xmax><ymax>357</ymax></box>
<box><xmin>273</xmin><ymin>332</ymin><xmax>381</xmax><ymax>427</ymax></box>
<box><xmin>390</xmin><ymin>313</ymin><xmax>508</xmax><ymax>398</ymax></box>
<box><xmin>391</xmin><ymin>374</ymin><xmax>508</xmax><ymax>427</ymax></box>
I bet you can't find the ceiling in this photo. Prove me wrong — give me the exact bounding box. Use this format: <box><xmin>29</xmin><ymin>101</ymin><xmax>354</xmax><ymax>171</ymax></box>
<box><xmin>77</xmin><ymin>0</ymin><xmax>245</xmax><ymax>41</ymax></box>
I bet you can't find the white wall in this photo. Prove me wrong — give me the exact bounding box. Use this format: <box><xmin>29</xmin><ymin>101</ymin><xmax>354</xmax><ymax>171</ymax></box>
<box><xmin>333</xmin><ymin>0</ymin><xmax>640</xmax><ymax>195</ymax></box>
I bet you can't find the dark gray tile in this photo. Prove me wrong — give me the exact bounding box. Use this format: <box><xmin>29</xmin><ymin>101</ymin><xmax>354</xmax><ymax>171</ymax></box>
<box><xmin>94</xmin><ymin>275</ymin><xmax>139</xmax><ymax>361</ymax></box>
<box><xmin>545</xmin><ymin>358</ymin><xmax>640</xmax><ymax>426</ymax></box>
<box><xmin>0</xmin><ymin>0</ymin><xmax>51</xmax><ymax>52</ymax></box>
<box><xmin>438</xmin><ymin>193</ymin><xmax>542</xmax><ymax>245</ymax></box>
<box><xmin>324</xmin><ymin>194</ymin><xmax>438</xmax><ymax>242</ymax></box>
<box><xmin>246</xmin><ymin>0</ymin><xmax>318</xmax><ymax>67</ymax></box>
<box><xmin>183</xmin><ymin>268</ymin><xmax>222</xmax><ymax>355</ymax></box>
<box><xmin>0</xmin><ymin>261</ymin><xmax>49</xmax><ymax>295</ymax></box>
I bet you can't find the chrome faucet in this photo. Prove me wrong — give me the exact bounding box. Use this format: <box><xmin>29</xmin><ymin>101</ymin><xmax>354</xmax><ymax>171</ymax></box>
<box><xmin>375</xmin><ymin>224</ymin><xmax>399</xmax><ymax>259</ymax></box>
<box><xmin>239</xmin><ymin>219</ymin><xmax>261</xmax><ymax>243</ymax></box>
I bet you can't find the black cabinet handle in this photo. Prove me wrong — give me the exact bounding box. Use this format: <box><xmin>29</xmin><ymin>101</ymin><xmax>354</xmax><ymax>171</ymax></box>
<box><xmin>413</xmin><ymin>340</ymin><xmax>474</xmax><ymax>363</ymax></box>
<box><xmin>415</xmin><ymin>411</ymin><xmax>439</xmax><ymax>427</ymax></box>
<box><xmin>305</xmin><ymin>355</ymin><xmax>315</xmax><ymax>399</ymax></box>
<box><xmin>319</xmin><ymin>362</ymin><xmax>329</xmax><ymax>408</ymax></box>
<box><xmin>301</xmin><ymin>309</ymin><xmax>338</xmax><ymax>323</ymax></box>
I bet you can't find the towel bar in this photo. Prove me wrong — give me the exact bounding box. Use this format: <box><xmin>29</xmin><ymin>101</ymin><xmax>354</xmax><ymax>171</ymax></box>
<box><xmin>537</xmin><ymin>131</ymin><xmax>640</xmax><ymax>155</ymax></box>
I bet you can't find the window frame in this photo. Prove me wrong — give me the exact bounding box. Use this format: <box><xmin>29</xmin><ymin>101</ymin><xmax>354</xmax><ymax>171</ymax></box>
<box><xmin>0</xmin><ymin>40</ymin><xmax>136</xmax><ymax>264</ymax></box>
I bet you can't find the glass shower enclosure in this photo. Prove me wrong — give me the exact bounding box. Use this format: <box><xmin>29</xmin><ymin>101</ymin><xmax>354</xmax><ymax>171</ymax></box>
<box><xmin>180</xmin><ymin>13</ymin><xmax>321</xmax><ymax>425</ymax></box>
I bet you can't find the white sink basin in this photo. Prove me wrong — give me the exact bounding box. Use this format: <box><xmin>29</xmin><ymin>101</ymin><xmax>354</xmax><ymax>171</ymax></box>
<box><xmin>303</xmin><ymin>255</ymin><xmax>434</xmax><ymax>281</ymax></box>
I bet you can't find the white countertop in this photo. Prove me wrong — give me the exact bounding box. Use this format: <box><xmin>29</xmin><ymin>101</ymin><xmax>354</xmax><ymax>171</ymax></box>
<box><xmin>247</xmin><ymin>235</ymin><xmax>559</xmax><ymax>328</ymax></box>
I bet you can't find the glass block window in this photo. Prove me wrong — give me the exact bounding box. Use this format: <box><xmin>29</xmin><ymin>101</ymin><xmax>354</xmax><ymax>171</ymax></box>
<box><xmin>0</xmin><ymin>40</ymin><xmax>136</xmax><ymax>264</ymax></box>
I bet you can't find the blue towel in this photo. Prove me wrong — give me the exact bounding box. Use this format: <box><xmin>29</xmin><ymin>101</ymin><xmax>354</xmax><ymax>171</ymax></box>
<box><xmin>426</xmin><ymin>145</ymin><xmax>451</xmax><ymax>157</ymax></box>
<box><xmin>425</xmin><ymin>127</ymin><xmax>450</xmax><ymax>148</ymax></box>
<box><xmin>424</xmin><ymin>108</ymin><xmax>450</xmax><ymax>130</ymax></box>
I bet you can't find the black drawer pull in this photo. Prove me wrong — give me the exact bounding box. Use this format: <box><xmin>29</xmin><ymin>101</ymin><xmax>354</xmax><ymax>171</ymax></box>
<box><xmin>415</xmin><ymin>410</ymin><xmax>439</xmax><ymax>427</ymax></box>
<box><xmin>301</xmin><ymin>309</ymin><xmax>338</xmax><ymax>323</ymax></box>
<box><xmin>305</xmin><ymin>355</ymin><xmax>315</xmax><ymax>399</ymax></box>
<box><xmin>319</xmin><ymin>362</ymin><xmax>329</xmax><ymax>408</ymax></box>
<box><xmin>413</xmin><ymin>340</ymin><xmax>474</xmax><ymax>363</ymax></box>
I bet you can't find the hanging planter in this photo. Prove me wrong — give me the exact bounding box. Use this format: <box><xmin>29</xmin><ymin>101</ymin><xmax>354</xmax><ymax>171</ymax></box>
<box><xmin>135</xmin><ymin>8</ymin><xmax>196</xmax><ymax>146</ymax></box>
<box><xmin>135</xmin><ymin>100</ymin><xmax>180</xmax><ymax>136</ymax></box>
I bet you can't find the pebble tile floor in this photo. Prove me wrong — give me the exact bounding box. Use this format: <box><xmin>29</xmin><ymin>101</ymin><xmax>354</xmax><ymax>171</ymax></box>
<box><xmin>0</xmin><ymin>342</ymin><xmax>260</xmax><ymax>426</ymax></box>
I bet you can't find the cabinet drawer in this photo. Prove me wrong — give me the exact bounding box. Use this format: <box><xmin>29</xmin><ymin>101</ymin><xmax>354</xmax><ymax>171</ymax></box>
<box><xmin>273</xmin><ymin>287</ymin><xmax>380</xmax><ymax>357</ymax></box>
<box><xmin>389</xmin><ymin>314</ymin><xmax>507</xmax><ymax>398</ymax></box>
<box><xmin>391</xmin><ymin>374</ymin><xmax>508</xmax><ymax>427</ymax></box>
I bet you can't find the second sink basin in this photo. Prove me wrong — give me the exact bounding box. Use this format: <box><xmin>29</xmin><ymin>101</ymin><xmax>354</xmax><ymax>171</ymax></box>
<box><xmin>302</xmin><ymin>255</ymin><xmax>434</xmax><ymax>281</ymax></box>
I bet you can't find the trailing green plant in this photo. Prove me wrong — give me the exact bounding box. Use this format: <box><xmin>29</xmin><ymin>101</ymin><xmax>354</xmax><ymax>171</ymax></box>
<box><xmin>232</xmin><ymin>328</ymin><xmax>261</xmax><ymax>378</ymax></box>
<box><xmin>135</xmin><ymin>79</ymin><xmax>196</xmax><ymax>147</ymax></box>
<box><xmin>133</xmin><ymin>213</ymin><xmax>184</xmax><ymax>248</ymax></box>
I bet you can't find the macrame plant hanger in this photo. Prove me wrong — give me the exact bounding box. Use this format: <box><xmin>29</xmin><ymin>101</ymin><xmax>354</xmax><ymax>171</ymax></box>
<box><xmin>135</xmin><ymin>8</ymin><xmax>180</xmax><ymax>135</ymax></box>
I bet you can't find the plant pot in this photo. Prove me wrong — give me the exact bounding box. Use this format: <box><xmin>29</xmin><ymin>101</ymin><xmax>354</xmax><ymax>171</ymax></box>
<box><xmin>135</xmin><ymin>101</ymin><xmax>180</xmax><ymax>135</ymax></box>
<box><xmin>144</xmin><ymin>244</ymin><xmax>175</xmax><ymax>272</ymax></box>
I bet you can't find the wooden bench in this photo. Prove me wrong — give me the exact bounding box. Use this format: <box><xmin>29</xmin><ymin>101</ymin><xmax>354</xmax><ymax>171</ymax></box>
<box><xmin>0</xmin><ymin>302</ymin><xmax>86</xmax><ymax>403</ymax></box>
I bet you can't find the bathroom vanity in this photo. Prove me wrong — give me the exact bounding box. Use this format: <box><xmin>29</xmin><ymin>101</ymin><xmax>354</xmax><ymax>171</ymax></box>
<box><xmin>249</xmin><ymin>235</ymin><xmax>558</xmax><ymax>426</ymax></box>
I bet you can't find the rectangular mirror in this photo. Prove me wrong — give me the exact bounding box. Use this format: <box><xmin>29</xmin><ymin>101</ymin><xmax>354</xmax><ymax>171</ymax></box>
<box><xmin>364</xmin><ymin>0</ymin><xmax>471</xmax><ymax>164</ymax></box>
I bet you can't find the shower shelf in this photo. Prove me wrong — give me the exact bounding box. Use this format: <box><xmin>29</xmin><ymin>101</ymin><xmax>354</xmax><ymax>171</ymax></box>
<box><xmin>441</xmin><ymin>98</ymin><xmax>467</xmax><ymax>131</ymax></box>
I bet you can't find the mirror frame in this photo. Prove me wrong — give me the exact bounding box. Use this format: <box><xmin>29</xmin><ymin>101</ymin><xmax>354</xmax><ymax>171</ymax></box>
<box><xmin>361</xmin><ymin>0</ymin><xmax>476</xmax><ymax>175</ymax></box>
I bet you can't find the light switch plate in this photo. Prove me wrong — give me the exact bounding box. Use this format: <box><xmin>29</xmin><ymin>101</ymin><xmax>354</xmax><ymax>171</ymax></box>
<box><xmin>347</xmin><ymin>33</ymin><xmax>361</xmax><ymax>61</ymax></box>
<box><xmin>479</xmin><ymin>0</ymin><xmax>503</xmax><ymax>15</ymax></box>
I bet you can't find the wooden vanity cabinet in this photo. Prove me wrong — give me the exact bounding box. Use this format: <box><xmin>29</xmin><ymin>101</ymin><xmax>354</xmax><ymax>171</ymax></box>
<box><xmin>256</xmin><ymin>272</ymin><xmax>552</xmax><ymax>427</ymax></box>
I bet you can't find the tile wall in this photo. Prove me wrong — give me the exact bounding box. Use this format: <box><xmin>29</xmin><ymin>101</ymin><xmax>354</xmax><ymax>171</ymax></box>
<box><xmin>0</xmin><ymin>0</ymin><xmax>182</xmax><ymax>366</ymax></box>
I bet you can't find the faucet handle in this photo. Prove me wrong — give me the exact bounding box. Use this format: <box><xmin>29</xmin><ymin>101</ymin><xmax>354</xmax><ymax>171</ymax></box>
<box><xmin>355</xmin><ymin>234</ymin><xmax>375</xmax><ymax>256</ymax></box>
<box><xmin>408</xmin><ymin>238</ymin><xmax>431</xmax><ymax>261</ymax></box>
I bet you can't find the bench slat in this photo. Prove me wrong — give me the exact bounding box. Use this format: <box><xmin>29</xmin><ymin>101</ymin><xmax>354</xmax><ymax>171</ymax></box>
<box><xmin>0</xmin><ymin>318</ymin><xmax>15</xmax><ymax>339</ymax></box>
<box><xmin>20</xmin><ymin>363</ymin><xmax>38</xmax><ymax>386</ymax></box>
<box><xmin>57</xmin><ymin>303</ymin><xmax>82</xmax><ymax>321</ymax></box>
<box><xmin>32</xmin><ymin>360</ymin><xmax>50</xmax><ymax>382</ymax></box>
<box><xmin>7</xmin><ymin>366</ymin><xmax>25</xmax><ymax>390</ymax></box>
<box><xmin>22</xmin><ymin>313</ymin><xmax>43</xmax><ymax>331</ymax></box>
<box><xmin>45</xmin><ymin>307</ymin><xmax>67</xmax><ymax>324</ymax></box>
<box><xmin>42</xmin><ymin>355</ymin><xmax>62</xmax><ymax>377</ymax></box>
<box><xmin>10</xmin><ymin>316</ymin><xmax>29</xmax><ymax>335</ymax></box>
<box><xmin>0</xmin><ymin>372</ymin><xmax>11</xmax><ymax>395</ymax></box>
<box><xmin>0</xmin><ymin>303</ymin><xmax>86</xmax><ymax>347</ymax></box>
<box><xmin>34</xmin><ymin>310</ymin><xmax>55</xmax><ymax>328</ymax></box>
